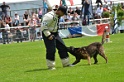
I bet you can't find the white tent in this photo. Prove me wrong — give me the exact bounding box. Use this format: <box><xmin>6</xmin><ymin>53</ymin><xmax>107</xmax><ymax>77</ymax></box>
<box><xmin>0</xmin><ymin>0</ymin><xmax>43</xmax><ymax>11</ymax></box>
<box><xmin>47</xmin><ymin>0</ymin><xmax>124</xmax><ymax>8</ymax></box>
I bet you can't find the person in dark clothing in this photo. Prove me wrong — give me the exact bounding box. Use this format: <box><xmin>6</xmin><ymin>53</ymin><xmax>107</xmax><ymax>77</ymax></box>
<box><xmin>83</xmin><ymin>0</ymin><xmax>91</xmax><ymax>25</ymax></box>
<box><xmin>2</xmin><ymin>29</ymin><xmax>9</xmax><ymax>44</ymax></box>
<box><xmin>75</xmin><ymin>7</ymin><xmax>81</xmax><ymax>15</ymax></box>
<box><xmin>0</xmin><ymin>2</ymin><xmax>10</xmax><ymax>19</ymax></box>
<box><xmin>23</xmin><ymin>11</ymin><xmax>29</xmax><ymax>26</ymax></box>
<box><xmin>16</xmin><ymin>28</ymin><xmax>23</xmax><ymax>43</ymax></box>
<box><xmin>68</xmin><ymin>7</ymin><xmax>74</xmax><ymax>15</ymax></box>
<box><xmin>1</xmin><ymin>21</ymin><xmax>9</xmax><ymax>44</ymax></box>
<box><xmin>4</xmin><ymin>15</ymin><xmax>12</xmax><ymax>27</ymax></box>
<box><xmin>96</xmin><ymin>0</ymin><xmax>103</xmax><ymax>7</ymax></box>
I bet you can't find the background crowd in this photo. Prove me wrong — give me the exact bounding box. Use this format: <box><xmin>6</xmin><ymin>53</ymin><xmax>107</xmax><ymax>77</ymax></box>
<box><xmin>0</xmin><ymin>0</ymin><xmax>124</xmax><ymax>44</ymax></box>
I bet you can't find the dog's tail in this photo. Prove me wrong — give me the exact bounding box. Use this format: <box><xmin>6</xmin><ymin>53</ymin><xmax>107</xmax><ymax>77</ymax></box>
<box><xmin>101</xmin><ymin>30</ymin><xmax>106</xmax><ymax>45</ymax></box>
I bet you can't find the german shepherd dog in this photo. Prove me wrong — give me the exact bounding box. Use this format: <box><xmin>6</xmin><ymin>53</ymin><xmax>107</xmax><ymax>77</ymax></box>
<box><xmin>67</xmin><ymin>31</ymin><xmax>108</xmax><ymax>65</ymax></box>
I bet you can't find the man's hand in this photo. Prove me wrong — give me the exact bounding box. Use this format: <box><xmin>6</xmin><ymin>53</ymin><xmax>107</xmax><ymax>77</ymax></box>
<box><xmin>48</xmin><ymin>35</ymin><xmax>54</xmax><ymax>40</ymax></box>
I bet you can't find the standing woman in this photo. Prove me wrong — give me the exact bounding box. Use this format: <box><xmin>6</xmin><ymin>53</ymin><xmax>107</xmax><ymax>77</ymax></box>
<box><xmin>28</xmin><ymin>18</ymin><xmax>37</xmax><ymax>42</ymax></box>
<box><xmin>38</xmin><ymin>8</ymin><xmax>43</xmax><ymax>19</ymax></box>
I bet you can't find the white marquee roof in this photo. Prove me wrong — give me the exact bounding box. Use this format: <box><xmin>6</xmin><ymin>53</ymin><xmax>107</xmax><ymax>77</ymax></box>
<box><xmin>0</xmin><ymin>0</ymin><xmax>35</xmax><ymax>4</ymax></box>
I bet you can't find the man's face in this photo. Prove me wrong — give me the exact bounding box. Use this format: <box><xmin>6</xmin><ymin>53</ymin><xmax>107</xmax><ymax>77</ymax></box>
<box><xmin>56</xmin><ymin>10</ymin><xmax>64</xmax><ymax>16</ymax></box>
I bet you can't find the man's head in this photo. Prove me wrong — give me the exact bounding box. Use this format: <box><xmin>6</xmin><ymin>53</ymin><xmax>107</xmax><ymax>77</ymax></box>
<box><xmin>56</xmin><ymin>6</ymin><xmax>67</xmax><ymax>16</ymax></box>
<box><xmin>3</xmin><ymin>2</ymin><xmax>5</xmax><ymax>5</ymax></box>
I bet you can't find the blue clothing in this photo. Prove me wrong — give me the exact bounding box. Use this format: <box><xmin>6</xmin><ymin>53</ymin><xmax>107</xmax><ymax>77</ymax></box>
<box><xmin>61</xmin><ymin>0</ymin><xmax>67</xmax><ymax>6</ymax></box>
<box><xmin>84</xmin><ymin>1</ymin><xmax>90</xmax><ymax>15</ymax></box>
<box><xmin>43</xmin><ymin>2</ymin><xmax>48</xmax><ymax>9</ymax></box>
<box><xmin>83</xmin><ymin>0</ymin><xmax>91</xmax><ymax>25</ymax></box>
<box><xmin>59</xmin><ymin>17</ymin><xmax>65</xmax><ymax>22</ymax></box>
<box><xmin>43</xmin><ymin>2</ymin><xmax>48</xmax><ymax>14</ymax></box>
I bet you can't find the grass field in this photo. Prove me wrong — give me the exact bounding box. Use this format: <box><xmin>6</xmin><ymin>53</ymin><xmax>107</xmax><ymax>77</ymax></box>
<box><xmin>0</xmin><ymin>33</ymin><xmax>124</xmax><ymax>82</ymax></box>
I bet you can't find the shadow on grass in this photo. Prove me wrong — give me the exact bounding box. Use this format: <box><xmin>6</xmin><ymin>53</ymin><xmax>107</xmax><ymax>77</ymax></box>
<box><xmin>25</xmin><ymin>63</ymin><xmax>106</xmax><ymax>72</ymax></box>
<box><xmin>25</xmin><ymin>67</ymin><xmax>62</xmax><ymax>72</ymax></box>
<box><xmin>25</xmin><ymin>68</ymin><xmax>48</xmax><ymax>72</ymax></box>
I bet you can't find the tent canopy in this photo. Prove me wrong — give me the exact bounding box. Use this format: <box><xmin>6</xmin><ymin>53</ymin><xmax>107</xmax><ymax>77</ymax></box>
<box><xmin>0</xmin><ymin>0</ymin><xmax>36</xmax><ymax>4</ymax></box>
<box><xmin>0</xmin><ymin>0</ymin><xmax>43</xmax><ymax>11</ymax></box>
<box><xmin>47</xmin><ymin>0</ymin><xmax>124</xmax><ymax>8</ymax></box>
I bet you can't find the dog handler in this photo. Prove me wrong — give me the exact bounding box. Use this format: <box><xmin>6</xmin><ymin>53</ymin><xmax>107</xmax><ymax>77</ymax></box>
<box><xmin>40</xmin><ymin>6</ymin><xmax>71</xmax><ymax>70</ymax></box>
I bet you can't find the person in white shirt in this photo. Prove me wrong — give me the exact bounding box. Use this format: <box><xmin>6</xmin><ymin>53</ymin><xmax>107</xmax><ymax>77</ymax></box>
<box><xmin>96</xmin><ymin>5</ymin><xmax>103</xmax><ymax>17</ymax></box>
<box><xmin>66</xmin><ymin>13</ymin><xmax>72</xmax><ymax>21</ymax></box>
<box><xmin>13</xmin><ymin>12</ymin><xmax>19</xmax><ymax>26</ymax></box>
<box><xmin>104</xmin><ymin>0</ymin><xmax>112</xmax><ymax>4</ymax></box>
<box><xmin>72</xmin><ymin>12</ymin><xmax>80</xmax><ymax>21</ymax></box>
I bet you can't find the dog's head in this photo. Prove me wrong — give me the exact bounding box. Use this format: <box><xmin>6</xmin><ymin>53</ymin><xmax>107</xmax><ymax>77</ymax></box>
<box><xmin>66</xmin><ymin>46</ymin><xmax>80</xmax><ymax>56</ymax></box>
<box><xmin>67</xmin><ymin>46</ymin><xmax>75</xmax><ymax>51</ymax></box>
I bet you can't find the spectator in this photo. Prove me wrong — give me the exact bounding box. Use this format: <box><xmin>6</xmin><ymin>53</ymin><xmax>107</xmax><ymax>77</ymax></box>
<box><xmin>103</xmin><ymin>5</ymin><xmax>110</xmax><ymax>12</ymax></box>
<box><xmin>2</xmin><ymin>29</ymin><xmax>9</xmax><ymax>44</ymax></box>
<box><xmin>66</xmin><ymin>13</ymin><xmax>72</xmax><ymax>21</ymax></box>
<box><xmin>22</xmin><ymin>28</ymin><xmax>28</xmax><ymax>41</ymax></box>
<box><xmin>60</xmin><ymin>0</ymin><xmax>67</xmax><ymax>6</ymax></box>
<box><xmin>59</xmin><ymin>16</ymin><xmax>65</xmax><ymax>22</ymax></box>
<box><xmin>28</xmin><ymin>18</ymin><xmax>36</xmax><ymax>42</ymax></box>
<box><xmin>37</xmin><ymin>31</ymin><xmax>42</xmax><ymax>40</ymax></box>
<box><xmin>13</xmin><ymin>12</ymin><xmax>19</xmax><ymax>26</ymax></box>
<box><xmin>104</xmin><ymin>0</ymin><xmax>112</xmax><ymax>5</ymax></box>
<box><xmin>30</xmin><ymin>12</ymin><xmax>40</xmax><ymax>26</ymax></box>
<box><xmin>0</xmin><ymin>2</ymin><xmax>10</xmax><ymax>19</ymax></box>
<box><xmin>0</xmin><ymin>20</ymin><xmax>4</xmax><ymax>28</ymax></box>
<box><xmin>31</xmin><ymin>12</ymin><xmax>36</xmax><ymax>20</ymax></box>
<box><xmin>34</xmin><ymin>14</ymin><xmax>40</xmax><ymax>26</ymax></box>
<box><xmin>72</xmin><ymin>12</ymin><xmax>80</xmax><ymax>21</ymax></box>
<box><xmin>15</xmin><ymin>27</ymin><xmax>23</xmax><ymax>43</ymax></box>
<box><xmin>59</xmin><ymin>16</ymin><xmax>65</xmax><ymax>29</ymax></box>
<box><xmin>83</xmin><ymin>0</ymin><xmax>91</xmax><ymax>25</ymax></box>
<box><xmin>4</xmin><ymin>22</ymin><xmax>10</xmax><ymax>30</ymax></box>
<box><xmin>75</xmin><ymin>7</ymin><xmax>81</xmax><ymax>15</ymax></box>
<box><xmin>96</xmin><ymin>0</ymin><xmax>102</xmax><ymax>7</ymax></box>
<box><xmin>68</xmin><ymin>7</ymin><xmax>74</xmax><ymax>15</ymax></box>
<box><xmin>38</xmin><ymin>8</ymin><xmax>43</xmax><ymax>19</ymax></box>
<box><xmin>43</xmin><ymin>0</ymin><xmax>48</xmax><ymax>14</ymax></box>
<box><xmin>96</xmin><ymin>5</ymin><xmax>103</xmax><ymax>17</ymax></box>
<box><xmin>23</xmin><ymin>11</ymin><xmax>30</xmax><ymax>26</ymax></box>
<box><xmin>4</xmin><ymin>15</ymin><xmax>12</xmax><ymax>27</ymax></box>
<box><xmin>121</xmin><ymin>3</ymin><xmax>124</xmax><ymax>10</ymax></box>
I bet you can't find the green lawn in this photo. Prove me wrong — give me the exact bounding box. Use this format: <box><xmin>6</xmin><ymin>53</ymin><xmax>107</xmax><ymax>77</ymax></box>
<box><xmin>0</xmin><ymin>33</ymin><xmax>124</xmax><ymax>82</ymax></box>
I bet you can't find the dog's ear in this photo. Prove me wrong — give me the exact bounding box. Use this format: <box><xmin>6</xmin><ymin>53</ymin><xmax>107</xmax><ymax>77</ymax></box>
<box><xmin>77</xmin><ymin>48</ymin><xmax>82</xmax><ymax>52</ymax></box>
